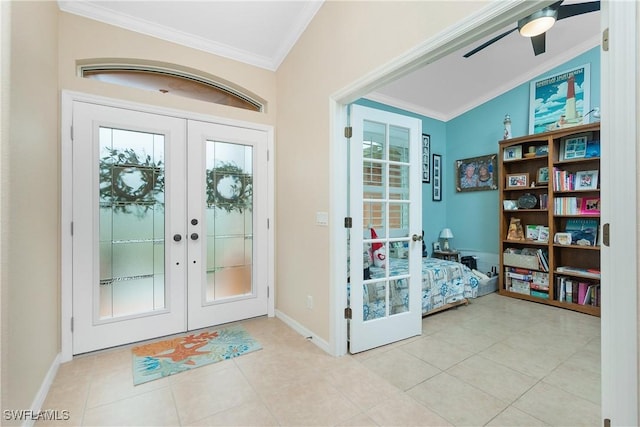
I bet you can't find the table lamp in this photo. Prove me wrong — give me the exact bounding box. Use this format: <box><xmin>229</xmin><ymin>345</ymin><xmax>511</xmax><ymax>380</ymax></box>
<box><xmin>439</xmin><ymin>228</ymin><xmax>454</xmax><ymax>251</ymax></box>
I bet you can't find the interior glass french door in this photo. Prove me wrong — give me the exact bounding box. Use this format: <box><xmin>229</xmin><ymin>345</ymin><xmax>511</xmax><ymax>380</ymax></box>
<box><xmin>348</xmin><ymin>104</ymin><xmax>422</xmax><ymax>353</ymax></box>
<box><xmin>71</xmin><ymin>102</ymin><xmax>268</xmax><ymax>354</ymax></box>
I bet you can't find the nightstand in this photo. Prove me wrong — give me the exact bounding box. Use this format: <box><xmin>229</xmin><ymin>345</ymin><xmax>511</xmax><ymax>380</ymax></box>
<box><xmin>432</xmin><ymin>250</ymin><xmax>461</xmax><ymax>263</ymax></box>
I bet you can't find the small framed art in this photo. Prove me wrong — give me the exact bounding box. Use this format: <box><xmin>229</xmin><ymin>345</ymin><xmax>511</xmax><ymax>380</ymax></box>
<box><xmin>537</xmin><ymin>167</ymin><xmax>549</xmax><ymax>184</ymax></box>
<box><xmin>575</xmin><ymin>170</ymin><xmax>599</xmax><ymax>190</ymax></box>
<box><xmin>503</xmin><ymin>145</ymin><xmax>522</xmax><ymax>161</ymax></box>
<box><xmin>432</xmin><ymin>154</ymin><xmax>442</xmax><ymax>201</ymax></box>
<box><xmin>455</xmin><ymin>154</ymin><xmax>498</xmax><ymax>192</ymax></box>
<box><xmin>580</xmin><ymin>197</ymin><xmax>600</xmax><ymax>215</ymax></box>
<box><xmin>560</xmin><ymin>133</ymin><xmax>591</xmax><ymax>160</ymax></box>
<box><xmin>422</xmin><ymin>134</ymin><xmax>430</xmax><ymax>183</ymax></box>
<box><xmin>506</xmin><ymin>173</ymin><xmax>529</xmax><ymax>188</ymax></box>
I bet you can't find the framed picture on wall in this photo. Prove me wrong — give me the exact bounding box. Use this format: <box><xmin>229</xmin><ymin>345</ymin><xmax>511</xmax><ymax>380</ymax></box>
<box><xmin>432</xmin><ymin>154</ymin><xmax>442</xmax><ymax>201</ymax></box>
<box><xmin>455</xmin><ymin>154</ymin><xmax>498</xmax><ymax>192</ymax></box>
<box><xmin>529</xmin><ymin>63</ymin><xmax>590</xmax><ymax>134</ymax></box>
<box><xmin>422</xmin><ymin>134</ymin><xmax>430</xmax><ymax>183</ymax></box>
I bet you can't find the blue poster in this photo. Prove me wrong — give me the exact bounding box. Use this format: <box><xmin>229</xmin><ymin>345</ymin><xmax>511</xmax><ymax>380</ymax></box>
<box><xmin>529</xmin><ymin>64</ymin><xmax>590</xmax><ymax>134</ymax></box>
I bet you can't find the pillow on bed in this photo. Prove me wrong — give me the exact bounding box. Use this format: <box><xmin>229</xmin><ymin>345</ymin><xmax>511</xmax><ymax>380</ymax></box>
<box><xmin>370</xmin><ymin>227</ymin><xmax>386</xmax><ymax>268</ymax></box>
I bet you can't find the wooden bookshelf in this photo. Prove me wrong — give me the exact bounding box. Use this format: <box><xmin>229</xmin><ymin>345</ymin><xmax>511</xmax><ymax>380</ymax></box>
<box><xmin>498</xmin><ymin>123</ymin><xmax>601</xmax><ymax>316</ymax></box>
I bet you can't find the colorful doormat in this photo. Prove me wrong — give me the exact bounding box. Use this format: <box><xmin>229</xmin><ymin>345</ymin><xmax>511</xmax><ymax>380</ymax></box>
<box><xmin>132</xmin><ymin>325</ymin><xmax>261</xmax><ymax>385</ymax></box>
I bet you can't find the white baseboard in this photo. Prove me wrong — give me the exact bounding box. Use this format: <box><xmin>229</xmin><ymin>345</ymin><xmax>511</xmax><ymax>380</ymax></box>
<box><xmin>23</xmin><ymin>352</ymin><xmax>61</xmax><ymax>427</ymax></box>
<box><xmin>275</xmin><ymin>310</ymin><xmax>331</xmax><ymax>355</ymax></box>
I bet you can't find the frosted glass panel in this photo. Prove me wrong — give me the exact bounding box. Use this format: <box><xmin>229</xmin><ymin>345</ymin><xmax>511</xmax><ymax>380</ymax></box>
<box><xmin>99</xmin><ymin>127</ymin><xmax>166</xmax><ymax>319</ymax></box>
<box><xmin>205</xmin><ymin>140</ymin><xmax>253</xmax><ymax>302</ymax></box>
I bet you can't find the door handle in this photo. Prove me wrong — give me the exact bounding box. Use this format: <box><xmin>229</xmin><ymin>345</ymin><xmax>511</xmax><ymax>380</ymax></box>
<box><xmin>173</xmin><ymin>234</ymin><xmax>182</xmax><ymax>242</ymax></box>
<box><xmin>190</xmin><ymin>233</ymin><xmax>199</xmax><ymax>241</ymax></box>
<box><xmin>412</xmin><ymin>234</ymin><xmax>423</xmax><ymax>242</ymax></box>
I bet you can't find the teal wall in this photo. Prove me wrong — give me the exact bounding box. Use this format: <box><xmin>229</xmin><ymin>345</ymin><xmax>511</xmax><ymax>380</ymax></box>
<box><xmin>357</xmin><ymin>46</ymin><xmax>600</xmax><ymax>256</ymax></box>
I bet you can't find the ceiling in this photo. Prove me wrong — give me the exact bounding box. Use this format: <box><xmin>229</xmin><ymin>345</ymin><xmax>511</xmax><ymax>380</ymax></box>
<box><xmin>58</xmin><ymin>1</ymin><xmax>601</xmax><ymax>121</ymax></box>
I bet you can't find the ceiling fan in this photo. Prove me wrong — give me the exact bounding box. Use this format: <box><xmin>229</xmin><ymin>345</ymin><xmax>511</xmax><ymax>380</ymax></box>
<box><xmin>463</xmin><ymin>1</ymin><xmax>600</xmax><ymax>58</ymax></box>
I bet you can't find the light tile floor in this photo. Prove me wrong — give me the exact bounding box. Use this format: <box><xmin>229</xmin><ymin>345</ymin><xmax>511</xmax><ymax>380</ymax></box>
<box><xmin>38</xmin><ymin>293</ymin><xmax>601</xmax><ymax>426</ymax></box>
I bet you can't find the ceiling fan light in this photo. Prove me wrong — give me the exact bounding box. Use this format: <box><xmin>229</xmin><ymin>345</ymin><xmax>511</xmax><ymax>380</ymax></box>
<box><xmin>518</xmin><ymin>8</ymin><xmax>558</xmax><ymax>37</ymax></box>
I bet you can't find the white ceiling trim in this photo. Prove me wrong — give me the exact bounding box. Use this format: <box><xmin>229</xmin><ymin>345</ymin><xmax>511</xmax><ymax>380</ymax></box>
<box><xmin>58</xmin><ymin>1</ymin><xmax>323</xmax><ymax>71</ymax></box>
<box><xmin>368</xmin><ymin>35</ymin><xmax>600</xmax><ymax>123</ymax></box>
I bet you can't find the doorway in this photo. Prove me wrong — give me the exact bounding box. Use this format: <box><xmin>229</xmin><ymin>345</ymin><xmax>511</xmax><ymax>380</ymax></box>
<box><xmin>66</xmin><ymin>97</ymin><xmax>273</xmax><ymax>355</ymax></box>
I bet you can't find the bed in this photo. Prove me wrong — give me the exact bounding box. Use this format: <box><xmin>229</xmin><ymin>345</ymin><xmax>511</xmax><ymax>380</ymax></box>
<box><xmin>354</xmin><ymin>257</ymin><xmax>480</xmax><ymax>320</ymax></box>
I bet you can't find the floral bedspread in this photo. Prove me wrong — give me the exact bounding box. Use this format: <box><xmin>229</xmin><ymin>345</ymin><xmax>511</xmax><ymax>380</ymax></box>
<box><xmin>352</xmin><ymin>258</ymin><xmax>479</xmax><ymax>321</ymax></box>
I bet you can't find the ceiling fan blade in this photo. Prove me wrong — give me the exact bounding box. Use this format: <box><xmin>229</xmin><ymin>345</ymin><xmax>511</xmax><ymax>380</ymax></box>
<box><xmin>463</xmin><ymin>27</ymin><xmax>518</xmax><ymax>58</ymax></box>
<box><xmin>531</xmin><ymin>32</ymin><xmax>546</xmax><ymax>56</ymax></box>
<box><xmin>557</xmin><ymin>1</ymin><xmax>600</xmax><ymax>20</ymax></box>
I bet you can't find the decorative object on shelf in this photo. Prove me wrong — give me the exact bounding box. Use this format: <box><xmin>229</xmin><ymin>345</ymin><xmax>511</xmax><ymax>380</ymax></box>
<box><xmin>432</xmin><ymin>154</ymin><xmax>442</xmax><ymax>201</ymax></box>
<box><xmin>524</xmin><ymin>146</ymin><xmax>536</xmax><ymax>158</ymax></box>
<box><xmin>503</xmin><ymin>114</ymin><xmax>512</xmax><ymax>140</ymax></box>
<box><xmin>455</xmin><ymin>154</ymin><xmax>498</xmax><ymax>192</ymax></box>
<box><xmin>517</xmin><ymin>193</ymin><xmax>538</xmax><ymax>209</ymax></box>
<box><xmin>585</xmin><ymin>139</ymin><xmax>600</xmax><ymax>158</ymax></box>
<box><xmin>503</xmin><ymin>200</ymin><xmax>518</xmax><ymax>210</ymax></box>
<box><xmin>535</xmin><ymin>145</ymin><xmax>549</xmax><ymax>156</ymax></box>
<box><xmin>422</xmin><ymin>134</ymin><xmax>430</xmax><ymax>183</ymax></box>
<box><xmin>560</xmin><ymin>133</ymin><xmax>592</xmax><ymax>160</ymax></box>
<box><xmin>506</xmin><ymin>172</ymin><xmax>529</xmax><ymax>188</ymax></box>
<box><xmin>529</xmin><ymin>63</ymin><xmax>590</xmax><ymax>134</ymax></box>
<box><xmin>575</xmin><ymin>170</ymin><xmax>599</xmax><ymax>190</ymax></box>
<box><xmin>554</xmin><ymin>232</ymin><xmax>572</xmax><ymax>245</ymax></box>
<box><xmin>537</xmin><ymin>167</ymin><xmax>549</xmax><ymax>184</ymax></box>
<box><xmin>503</xmin><ymin>145</ymin><xmax>522</xmax><ymax>161</ymax></box>
<box><xmin>506</xmin><ymin>218</ymin><xmax>525</xmax><ymax>241</ymax></box>
<box><xmin>439</xmin><ymin>228</ymin><xmax>454</xmax><ymax>250</ymax></box>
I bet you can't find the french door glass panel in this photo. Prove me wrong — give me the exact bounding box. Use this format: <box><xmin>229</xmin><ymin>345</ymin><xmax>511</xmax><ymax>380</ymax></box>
<box><xmin>349</xmin><ymin>104</ymin><xmax>422</xmax><ymax>353</ymax></box>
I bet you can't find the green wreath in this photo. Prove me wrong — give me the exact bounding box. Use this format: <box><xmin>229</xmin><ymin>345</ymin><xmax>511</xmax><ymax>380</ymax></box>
<box><xmin>99</xmin><ymin>148</ymin><xmax>164</xmax><ymax>215</ymax></box>
<box><xmin>206</xmin><ymin>162</ymin><xmax>253</xmax><ymax>213</ymax></box>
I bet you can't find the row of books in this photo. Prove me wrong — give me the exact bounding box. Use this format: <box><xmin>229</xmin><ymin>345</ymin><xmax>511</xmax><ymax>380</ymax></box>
<box><xmin>554</xmin><ymin>197</ymin><xmax>601</xmax><ymax>215</ymax></box>
<box><xmin>552</xmin><ymin>169</ymin><xmax>599</xmax><ymax>191</ymax></box>
<box><xmin>554</xmin><ymin>276</ymin><xmax>601</xmax><ymax>306</ymax></box>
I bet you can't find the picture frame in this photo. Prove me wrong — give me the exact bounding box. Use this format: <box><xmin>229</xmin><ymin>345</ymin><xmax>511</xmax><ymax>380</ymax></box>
<box><xmin>535</xmin><ymin>145</ymin><xmax>549</xmax><ymax>157</ymax></box>
<box><xmin>432</xmin><ymin>242</ymin><xmax>441</xmax><ymax>252</ymax></box>
<box><xmin>503</xmin><ymin>145</ymin><xmax>522</xmax><ymax>161</ymax></box>
<box><xmin>422</xmin><ymin>134</ymin><xmax>430</xmax><ymax>183</ymax></box>
<box><xmin>554</xmin><ymin>232</ymin><xmax>573</xmax><ymax>246</ymax></box>
<box><xmin>529</xmin><ymin>63</ymin><xmax>591</xmax><ymax>134</ymax></box>
<box><xmin>560</xmin><ymin>133</ymin><xmax>591</xmax><ymax>160</ymax></box>
<box><xmin>503</xmin><ymin>200</ymin><xmax>518</xmax><ymax>210</ymax></box>
<box><xmin>432</xmin><ymin>154</ymin><xmax>442</xmax><ymax>201</ymax></box>
<box><xmin>575</xmin><ymin>170</ymin><xmax>599</xmax><ymax>190</ymax></box>
<box><xmin>537</xmin><ymin>167</ymin><xmax>549</xmax><ymax>184</ymax></box>
<box><xmin>580</xmin><ymin>197</ymin><xmax>601</xmax><ymax>215</ymax></box>
<box><xmin>506</xmin><ymin>173</ymin><xmax>529</xmax><ymax>188</ymax></box>
<box><xmin>455</xmin><ymin>154</ymin><xmax>498</xmax><ymax>192</ymax></box>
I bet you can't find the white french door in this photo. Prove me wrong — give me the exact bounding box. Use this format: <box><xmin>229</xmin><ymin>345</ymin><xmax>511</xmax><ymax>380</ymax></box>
<box><xmin>71</xmin><ymin>101</ymin><xmax>268</xmax><ymax>354</ymax></box>
<box><xmin>348</xmin><ymin>105</ymin><xmax>423</xmax><ymax>353</ymax></box>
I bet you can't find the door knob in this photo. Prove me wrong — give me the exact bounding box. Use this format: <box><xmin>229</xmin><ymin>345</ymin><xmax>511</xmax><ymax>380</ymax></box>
<box><xmin>173</xmin><ymin>234</ymin><xmax>182</xmax><ymax>242</ymax></box>
<box><xmin>412</xmin><ymin>234</ymin><xmax>423</xmax><ymax>242</ymax></box>
<box><xmin>191</xmin><ymin>218</ymin><xmax>198</xmax><ymax>226</ymax></box>
<box><xmin>190</xmin><ymin>233</ymin><xmax>199</xmax><ymax>241</ymax></box>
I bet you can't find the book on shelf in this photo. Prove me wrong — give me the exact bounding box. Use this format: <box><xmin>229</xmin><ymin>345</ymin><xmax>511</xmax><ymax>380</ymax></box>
<box><xmin>530</xmin><ymin>290</ymin><xmax>549</xmax><ymax>299</ymax></box>
<box><xmin>526</xmin><ymin>225</ymin><xmax>539</xmax><ymax>240</ymax></box>
<box><xmin>565</xmin><ymin>218</ymin><xmax>598</xmax><ymax>246</ymax></box>
<box><xmin>554</xmin><ymin>277</ymin><xmax>601</xmax><ymax>306</ymax></box>
<box><xmin>556</xmin><ymin>266</ymin><xmax>601</xmax><ymax>278</ymax></box>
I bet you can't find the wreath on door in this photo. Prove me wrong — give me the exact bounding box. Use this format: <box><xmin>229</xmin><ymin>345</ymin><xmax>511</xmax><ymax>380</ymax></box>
<box><xmin>206</xmin><ymin>162</ymin><xmax>253</xmax><ymax>213</ymax></box>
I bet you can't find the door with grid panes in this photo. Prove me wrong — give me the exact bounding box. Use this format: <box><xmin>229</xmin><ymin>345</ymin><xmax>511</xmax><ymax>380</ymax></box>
<box><xmin>348</xmin><ymin>105</ymin><xmax>422</xmax><ymax>353</ymax></box>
